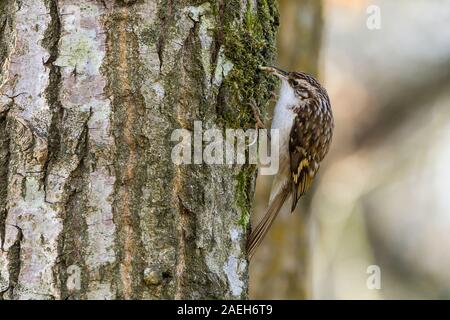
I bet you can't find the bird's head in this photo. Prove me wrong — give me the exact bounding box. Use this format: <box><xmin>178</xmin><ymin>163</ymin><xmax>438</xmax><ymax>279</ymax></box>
<box><xmin>260</xmin><ymin>66</ymin><xmax>324</xmax><ymax>101</ymax></box>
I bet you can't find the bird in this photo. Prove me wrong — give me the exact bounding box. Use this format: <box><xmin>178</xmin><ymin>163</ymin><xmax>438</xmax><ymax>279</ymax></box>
<box><xmin>247</xmin><ymin>66</ymin><xmax>334</xmax><ymax>259</ymax></box>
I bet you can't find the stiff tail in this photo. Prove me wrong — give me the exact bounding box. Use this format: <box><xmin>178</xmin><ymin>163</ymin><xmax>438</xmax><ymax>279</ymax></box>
<box><xmin>246</xmin><ymin>185</ymin><xmax>290</xmax><ymax>259</ymax></box>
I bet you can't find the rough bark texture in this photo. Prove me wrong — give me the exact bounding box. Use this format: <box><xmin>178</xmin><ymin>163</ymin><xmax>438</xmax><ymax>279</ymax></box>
<box><xmin>0</xmin><ymin>0</ymin><xmax>278</xmax><ymax>299</ymax></box>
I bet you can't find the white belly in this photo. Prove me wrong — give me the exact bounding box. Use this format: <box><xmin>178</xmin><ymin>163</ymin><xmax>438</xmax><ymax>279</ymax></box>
<box><xmin>269</xmin><ymin>80</ymin><xmax>298</xmax><ymax>203</ymax></box>
<box><xmin>271</xmin><ymin>103</ymin><xmax>296</xmax><ymax>158</ymax></box>
<box><xmin>271</xmin><ymin>79</ymin><xmax>298</xmax><ymax>157</ymax></box>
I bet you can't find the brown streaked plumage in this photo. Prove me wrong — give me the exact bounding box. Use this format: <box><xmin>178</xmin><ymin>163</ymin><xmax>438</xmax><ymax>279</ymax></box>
<box><xmin>247</xmin><ymin>66</ymin><xmax>334</xmax><ymax>259</ymax></box>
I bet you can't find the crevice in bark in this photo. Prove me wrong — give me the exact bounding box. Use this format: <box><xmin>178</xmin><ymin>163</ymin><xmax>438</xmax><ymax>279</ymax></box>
<box><xmin>0</xmin><ymin>16</ymin><xmax>9</xmax><ymax>73</ymax></box>
<box><xmin>182</xmin><ymin>13</ymin><xmax>208</xmax><ymax>119</ymax></box>
<box><xmin>210</xmin><ymin>0</ymin><xmax>225</xmax><ymax>81</ymax></box>
<box><xmin>42</xmin><ymin>0</ymin><xmax>63</xmax><ymax>202</ymax></box>
<box><xmin>105</xmin><ymin>7</ymin><xmax>146</xmax><ymax>299</ymax></box>
<box><xmin>175</xmin><ymin>198</ymin><xmax>192</xmax><ymax>300</ymax></box>
<box><xmin>0</xmin><ymin>106</ymin><xmax>11</xmax><ymax>251</ymax></box>
<box><xmin>156</xmin><ymin>0</ymin><xmax>174</xmax><ymax>72</ymax></box>
<box><xmin>0</xmin><ymin>0</ymin><xmax>15</xmax><ymax>87</ymax></box>
<box><xmin>0</xmin><ymin>210</ymin><xmax>6</xmax><ymax>252</ymax></box>
<box><xmin>5</xmin><ymin>225</ymin><xmax>23</xmax><ymax>299</ymax></box>
<box><xmin>54</xmin><ymin>115</ymin><xmax>91</xmax><ymax>300</ymax></box>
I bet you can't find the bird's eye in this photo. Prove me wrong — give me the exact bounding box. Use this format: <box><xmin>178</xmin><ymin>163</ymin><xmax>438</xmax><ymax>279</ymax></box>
<box><xmin>290</xmin><ymin>79</ymin><xmax>301</xmax><ymax>87</ymax></box>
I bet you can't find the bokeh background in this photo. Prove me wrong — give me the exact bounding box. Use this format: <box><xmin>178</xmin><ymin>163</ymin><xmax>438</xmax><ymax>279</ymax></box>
<box><xmin>250</xmin><ymin>0</ymin><xmax>450</xmax><ymax>299</ymax></box>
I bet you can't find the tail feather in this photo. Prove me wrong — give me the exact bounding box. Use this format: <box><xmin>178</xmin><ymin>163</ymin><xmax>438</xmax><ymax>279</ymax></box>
<box><xmin>246</xmin><ymin>185</ymin><xmax>290</xmax><ymax>259</ymax></box>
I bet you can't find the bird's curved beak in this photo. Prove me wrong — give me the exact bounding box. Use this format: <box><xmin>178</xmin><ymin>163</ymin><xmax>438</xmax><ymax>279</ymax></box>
<box><xmin>259</xmin><ymin>66</ymin><xmax>289</xmax><ymax>80</ymax></box>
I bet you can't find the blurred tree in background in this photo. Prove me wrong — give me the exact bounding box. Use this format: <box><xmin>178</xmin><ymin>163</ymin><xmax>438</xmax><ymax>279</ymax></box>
<box><xmin>250</xmin><ymin>0</ymin><xmax>324</xmax><ymax>299</ymax></box>
<box><xmin>251</xmin><ymin>0</ymin><xmax>450</xmax><ymax>299</ymax></box>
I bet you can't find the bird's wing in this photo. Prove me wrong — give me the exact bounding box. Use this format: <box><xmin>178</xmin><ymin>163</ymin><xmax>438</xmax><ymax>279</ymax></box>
<box><xmin>289</xmin><ymin>114</ymin><xmax>315</xmax><ymax>212</ymax></box>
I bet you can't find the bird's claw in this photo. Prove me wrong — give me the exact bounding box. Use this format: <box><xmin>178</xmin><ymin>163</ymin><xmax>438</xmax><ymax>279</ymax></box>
<box><xmin>248</xmin><ymin>100</ymin><xmax>266</xmax><ymax>130</ymax></box>
<box><xmin>247</xmin><ymin>100</ymin><xmax>271</xmax><ymax>146</ymax></box>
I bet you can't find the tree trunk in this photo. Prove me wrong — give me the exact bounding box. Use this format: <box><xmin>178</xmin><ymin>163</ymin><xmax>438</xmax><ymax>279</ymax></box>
<box><xmin>0</xmin><ymin>0</ymin><xmax>278</xmax><ymax>300</ymax></box>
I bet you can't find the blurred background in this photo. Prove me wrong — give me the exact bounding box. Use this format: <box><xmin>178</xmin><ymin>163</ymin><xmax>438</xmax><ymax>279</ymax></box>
<box><xmin>250</xmin><ymin>0</ymin><xmax>450</xmax><ymax>299</ymax></box>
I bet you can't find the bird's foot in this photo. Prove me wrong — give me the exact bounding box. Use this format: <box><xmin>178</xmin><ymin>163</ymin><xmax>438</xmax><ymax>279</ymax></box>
<box><xmin>248</xmin><ymin>99</ymin><xmax>266</xmax><ymax>130</ymax></box>
<box><xmin>248</xmin><ymin>100</ymin><xmax>271</xmax><ymax>146</ymax></box>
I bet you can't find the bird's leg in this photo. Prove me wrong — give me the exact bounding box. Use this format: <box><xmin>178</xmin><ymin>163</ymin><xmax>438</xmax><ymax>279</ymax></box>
<box><xmin>249</xmin><ymin>99</ymin><xmax>266</xmax><ymax>130</ymax></box>
<box><xmin>248</xmin><ymin>100</ymin><xmax>271</xmax><ymax>146</ymax></box>
<box><xmin>270</xmin><ymin>91</ymin><xmax>279</xmax><ymax>103</ymax></box>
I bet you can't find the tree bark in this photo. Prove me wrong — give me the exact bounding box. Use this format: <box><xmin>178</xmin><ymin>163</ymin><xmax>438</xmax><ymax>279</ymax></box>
<box><xmin>0</xmin><ymin>0</ymin><xmax>278</xmax><ymax>300</ymax></box>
